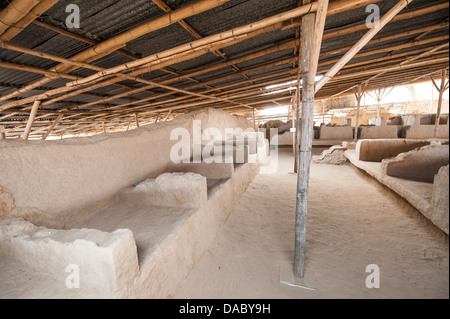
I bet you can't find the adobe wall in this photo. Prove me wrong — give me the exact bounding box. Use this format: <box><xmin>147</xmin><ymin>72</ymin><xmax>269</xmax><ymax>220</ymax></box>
<box><xmin>0</xmin><ymin>109</ymin><xmax>252</xmax><ymax>229</ymax></box>
<box><xmin>319</xmin><ymin>125</ymin><xmax>353</xmax><ymax>140</ymax></box>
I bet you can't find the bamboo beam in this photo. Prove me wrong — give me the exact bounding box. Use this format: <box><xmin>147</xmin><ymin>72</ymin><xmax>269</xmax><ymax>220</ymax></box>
<box><xmin>42</xmin><ymin>113</ymin><xmax>64</xmax><ymax>140</ymax></box>
<box><xmin>32</xmin><ymin>20</ymin><xmax>139</xmax><ymax>61</ymax></box>
<box><xmin>67</xmin><ymin>2</ymin><xmax>323</xmax><ymax>88</ymax></box>
<box><xmin>1</xmin><ymin>0</ymin><xmax>59</xmax><ymax>41</ymax></box>
<box><xmin>0</xmin><ymin>0</ymin><xmax>230</xmax><ymax>103</ymax></box>
<box><xmin>0</xmin><ymin>0</ymin><xmax>41</xmax><ymax>35</ymax></box>
<box><xmin>315</xmin><ymin>0</ymin><xmax>414</xmax><ymax>93</ymax></box>
<box><xmin>152</xmin><ymin>0</ymin><xmax>246</xmax><ymax>78</ymax></box>
<box><xmin>1</xmin><ymin>0</ymin><xmax>436</xmax><ymax>114</ymax></box>
<box><xmin>87</xmin><ymin>28</ymin><xmax>448</xmax><ymax>111</ymax></box>
<box><xmin>0</xmin><ymin>61</ymin><xmax>78</xmax><ymax>80</ymax></box>
<box><xmin>22</xmin><ymin>100</ymin><xmax>41</xmax><ymax>140</ymax></box>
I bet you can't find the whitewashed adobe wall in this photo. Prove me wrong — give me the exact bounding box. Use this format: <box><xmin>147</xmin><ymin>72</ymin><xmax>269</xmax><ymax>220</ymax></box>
<box><xmin>0</xmin><ymin>109</ymin><xmax>252</xmax><ymax>229</ymax></box>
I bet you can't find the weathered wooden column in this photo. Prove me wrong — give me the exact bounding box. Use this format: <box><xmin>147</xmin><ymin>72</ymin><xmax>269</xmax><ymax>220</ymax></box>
<box><xmin>353</xmin><ymin>84</ymin><xmax>365</xmax><ymax>141</ymax></box>
<box><xmin>294</xmin><ymin>88</ymin><xmax>300</xmax><ymax>173</ymax></box>
<box><xmin>135</xmin><ymin>113</ymin><xmax>140</xmax><ymax>128</ymax></box>
<box><xmin>431</xmin><ymin>69</ymin><xmax>449</xmax><ymax>138</ymax></box>
<box><xmin>0</xmin><ymin>125</ymin><xmax>5</xmax><ymax>139</ymax></box>
<box><xmin>22</xmin><ymin>100</ymin><xmax>41</xmax><ymax>140</ymax></box>
<box><xmin>294</xmin><ymin>0</ymin><xmax>328</xmax><ymax>278</ymax></box>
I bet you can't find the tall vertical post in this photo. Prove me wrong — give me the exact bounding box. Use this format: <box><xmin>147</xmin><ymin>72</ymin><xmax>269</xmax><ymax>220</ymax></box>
<box><xmin>353</xmin><ymin>84</ymin><xmax>365</xmax><ymax>142</ymax></box>
<box><xmin>294</xmin><ymin>13</ymin><xmax>314</xmax><ymax>278</ymax></box>
<box><xmin>0</xmin><ymin>125</ymin><xmax>5</xmax><ymax>139</ymax></box>
<box><xmin>23</xmin><ymin>100</ymin><xmax>41</xmax><ymax>140</ymax></box>
<box><xmin>135</xmin><ymin>113</ymin><xmax>140</xmax><ymax>128</ymax></box>
<box><xmin>376</xmin><ymin>89</ymin><xmax>382</xmax><ymax>117</ymax></box>
<box><xmin>294</xmin><ymin>0</ymin><xmax>328</xmax><ymax>278</ymax></box>
<box><xmin>432</xmin><ymin>69</ymin><xmax>449</xmax><ymax>138</ymax></box>
<box><xmin>253</xmin><ymin>108</ymin><xmax>257</xmax><ymax>131</ymax></box>
<box><xmin>294</xmin><ymin>88</ymin><xmax>300</xmax><ymax>172</ymax></box>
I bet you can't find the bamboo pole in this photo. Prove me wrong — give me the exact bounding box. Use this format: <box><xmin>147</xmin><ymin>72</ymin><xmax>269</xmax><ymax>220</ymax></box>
<box><xmin>0</xmin><ymin>0</ymin><xmax>229</xmax><ymax>103</ymax></box>
<box><xmin>152</xmin><ymin>0</ymin><xmax>246</xmax><ymax>77</ymax></box>
<box><xmin>32</xmin><ymin>20</ymin><xmax>139</xmax><ymax>61</ymax></box>
<box><xmin>0</xmin><ymin>0</ymin><xmax>41</xmax><ymax>35</ymax></box>
<box><xmin>0</xmin><ymin>61</ymin><xmax>78</xmax><ymax>80</ymax></box>
<box><xmin>69</xmin><ymin>30</ymin><xmax>448</xmax><ymax>112</ymax></box>
<box><xmin>322</xmin><ymin>43</ymin><xmax>450</xmax><ymax>101</ymax></box>
<box><xmin>353</xmin><ymin>84</ymin><xmax>366</xmax><ymax>141</ymax></box>
<box><xmin>294</xmin><ymin>10</ymin><xmax>315</xmax><ymax>279</ymax></box>
<box><xmin>315</xmin><ymin>0</ymin><xmax>415</xmax><ymax>93</ymax></box>
<box><xmin>432</xmin><ymin>69</ymin><xmax>449</xmax><ymax>138</ymax></box>
<box><xmin>42</xmin><ymin>113</ymin><xmax>64</xmax><ymax>140</ymax></box>
<box><xmin>3</xmin><ymin>2</ymin><xmax>442</xmax><ymax>112</ymax></box>
<box><xmin>22</xmin><ymin>100</ymin><xmax>41</xmax><ymax>140</ymax></box>
<box><xmin>1</xmin><ymin>0</ymin><xmax>59</xmax><ymax>41</ymax></box>
<box><xmin>66</xmin><ymin>2</ymin><xmax>323</xmax><ymax>87</ymax></box>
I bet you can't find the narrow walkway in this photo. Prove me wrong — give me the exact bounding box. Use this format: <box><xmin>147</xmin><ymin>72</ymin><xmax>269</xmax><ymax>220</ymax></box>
<box><xmin>173</xmin><ymin>149</ymin><xmax>449</xmax><ymax>299</ymax></box>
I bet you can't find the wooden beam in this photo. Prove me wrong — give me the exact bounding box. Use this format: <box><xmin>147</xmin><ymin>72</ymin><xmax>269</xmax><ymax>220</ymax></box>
<box><xmin>315</xmin><ymin>0</ymin><xmax>414</xmax><ymax>93</ymax></box>
<box><xmin>1</xmin><ymin>0</ymin><xmax>59</xmax><ymax>41</ymax></box>
<box><xmin>42</xmin><ymin>113</ymin><xmax>64</xmax><ymax>140</ymax></box>
<box><xmin>294</xmin><ymin>11</ymin><xmax>315</xmax><ymax>279</ymax></box>
<box><xmin>0</xmin><ymin>125</ymin><xmax>5</xmax><ymax>139</ymax></box>
<box><xmin>0</xmin><ymin>0</ymin><xmax>40</xmax><ymax>35</ymax></box>
<box><xmin>22</xmin><ymin>100</ymin><xmax>41</xmax><ymax>140</ymax></box>
<box><xmin>0</xmin><ymin>0</ymin><xmax>230</xmax><ymax>103</ymax></box>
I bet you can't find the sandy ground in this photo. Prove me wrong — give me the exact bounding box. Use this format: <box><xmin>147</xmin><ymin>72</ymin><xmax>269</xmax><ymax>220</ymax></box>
<box><xmin>173</xmin><ymin>148</ymin><xmax>449</xmax><ymax>299</ymax></box>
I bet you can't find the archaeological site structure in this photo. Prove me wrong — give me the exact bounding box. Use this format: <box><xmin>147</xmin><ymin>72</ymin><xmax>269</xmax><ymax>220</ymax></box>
<box><xmin>0</xmin><ymin>0</ymin><xmax>448</xmax><ymax>300</ymax></box>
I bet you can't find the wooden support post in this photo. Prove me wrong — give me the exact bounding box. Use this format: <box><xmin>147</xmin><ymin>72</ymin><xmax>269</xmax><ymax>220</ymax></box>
<box><xmin>103</xmin><ymin>122</ymin><xmax>107</xmax><ymax>133</ymax></box>
<box><xmin>135</xmin><ymin>113</ymin><xmax>140</xmax><ymax>128</ymax></box>
<box><xmin>294</xmin><ymin>12</ymin><xmax>315</xmax><ymax>279</ymax></box>
<box><xmin>42</xmin><ymin>113</ymin><xmax>64</xmax><ymax>140</ymax></box>
<box><xmin>291</xmin><ymin>96</ymin><xmax>296</xmax><ymax>157</ymax></box>
<box><xmin>22</xmin><ymin>100</ymin><xmax>41</xmax><ymax>140</ymax></box>
<box><xmin>294</xmin><ymin>0</ymin><xmax>328</xmax><ymax>279</ymax></box>
<box><xmin>432</xmin><ymin>69</ymin><xmax>449</xmax><ymax>138</ymax></box>
<box><xmin>253</xmin><ymin>108</ymin><xmax>257</xmax><ymax>131</ymax></box>
<box><xmin>0</xmin><ymin>125</ymin><xmax>5</xmax><ymax>139</ymax></box>
<box><xmin>294</xmin><ymin>88</ymin><xmax>300</xmax><ymax>173</ymax></box>
<box><xmin>353</xmin><ymin>84</ymin><xmax>365</xmax><ymax>141</ymax></box>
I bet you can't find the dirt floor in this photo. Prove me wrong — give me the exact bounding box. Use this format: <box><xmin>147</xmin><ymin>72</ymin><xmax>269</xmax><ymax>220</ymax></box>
<box><xmin>172</xmin><ymin>148</ymin><xmax>449</xmax><ymax>299</ymax></box>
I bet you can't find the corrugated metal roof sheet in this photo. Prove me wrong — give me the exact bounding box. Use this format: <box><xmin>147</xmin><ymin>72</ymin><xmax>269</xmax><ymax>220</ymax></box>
<box><xmin>0</xmin><ymin>0</ymin><xmax>448</xmax><ymax>137</ymax></box>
